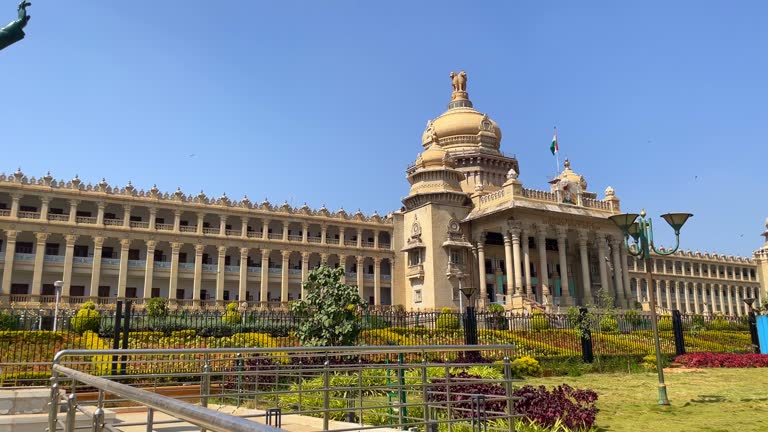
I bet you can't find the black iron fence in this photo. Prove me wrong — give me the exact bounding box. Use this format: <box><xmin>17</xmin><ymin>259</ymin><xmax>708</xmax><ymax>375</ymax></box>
<box><xmin>0</xmin><ymin>306</ymin><xmax>756</xmax><ymax>386</ymax></box>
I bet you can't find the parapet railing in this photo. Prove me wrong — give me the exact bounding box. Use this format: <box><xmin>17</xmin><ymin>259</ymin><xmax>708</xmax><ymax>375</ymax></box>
<box><xmin>50</xmin><ymin>345</ymin><xmax>522</xmax><ymax>432</ymax></box>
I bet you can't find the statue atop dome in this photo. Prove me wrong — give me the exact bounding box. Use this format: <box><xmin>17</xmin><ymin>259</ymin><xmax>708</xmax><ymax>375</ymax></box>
<box><xmin>450</xmin><ymin>71</ymin><xmax>467</xmax><ymax>92</ymax></box>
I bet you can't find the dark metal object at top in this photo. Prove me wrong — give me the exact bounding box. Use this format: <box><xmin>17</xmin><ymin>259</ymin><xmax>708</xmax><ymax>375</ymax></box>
<box><xmin>0</xmin><ymin>2</ymin><xmax>31</xmax><ymax>51</ymax></box>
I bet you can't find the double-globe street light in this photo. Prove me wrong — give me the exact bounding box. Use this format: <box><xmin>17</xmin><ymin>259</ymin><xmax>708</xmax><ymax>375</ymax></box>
<box><xmin>609</xmin><ymin>210</ymin><xmax>692</xmax><ymax>406</ymax></box>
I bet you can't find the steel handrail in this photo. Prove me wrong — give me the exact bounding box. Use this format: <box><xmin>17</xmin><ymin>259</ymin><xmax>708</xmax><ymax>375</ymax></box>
<box><xmin>52</xmin><ymin>364</ymin><xmax>282</xmax><ymax>432</ymax></box>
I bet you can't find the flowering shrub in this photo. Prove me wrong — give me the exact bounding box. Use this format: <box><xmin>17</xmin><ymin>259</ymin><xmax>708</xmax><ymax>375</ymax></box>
<box><xmin>511</xmin><ymin>355</ymin><xmax>542</xmax><ymax>377</ymax></box>
<box><xmin>675</xmin><ymin>352</ymin><xmax>768</xmax><ymax>368</ymax></box>
<box><xmin>436</xmin><ymin>307</ymin><xmax>460</xmax><ymax>330</ymax></box>
<box><xmin>513</xmin><ymin>384</ymin><xmax>599</xmax><ymax>430</ymax></box>
<box><xmin>221</xmin><ymin>302</ymin><xmax>241</xmax><ymax>325</ymax></box>
<box><xmin>70</xmin><ymin>302</ymin><xmax>101</xmax><ymax>334</ymax></box>
<box><xmin>530</xmin><ymin>312</ymin><xmax>551</xmax><ymax>330</ymax></box>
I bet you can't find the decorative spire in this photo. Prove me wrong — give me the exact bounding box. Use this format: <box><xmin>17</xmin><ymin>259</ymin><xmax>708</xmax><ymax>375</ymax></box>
<box><xmin>448</xmin><ymin>70</ymin><xmax>472</xmax><ymax>109</ymax></box>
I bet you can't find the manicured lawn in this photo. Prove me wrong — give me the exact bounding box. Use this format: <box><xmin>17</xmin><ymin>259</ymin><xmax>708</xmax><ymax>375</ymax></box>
<box><xmin>524</xmin><ymin>368</ymin><xmax>768</xmax><ymax>431</ymax></box>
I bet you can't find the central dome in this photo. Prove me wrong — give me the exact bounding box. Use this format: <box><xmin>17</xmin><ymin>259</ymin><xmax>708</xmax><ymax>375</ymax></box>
<box><xmin>420</xmin><ymin>71</ymin><xmax>502</xmax><ymax>153</ymax></box>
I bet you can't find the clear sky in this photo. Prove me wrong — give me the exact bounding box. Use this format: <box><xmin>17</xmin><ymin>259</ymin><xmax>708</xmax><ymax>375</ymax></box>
<box><xmin>2</xmin><ymin>1</ymin><xmax>765</xmax><ymax>256</ymax></box>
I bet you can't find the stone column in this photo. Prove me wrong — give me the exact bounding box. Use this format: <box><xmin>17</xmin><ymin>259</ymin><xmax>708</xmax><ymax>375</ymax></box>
<box><xmin>374</xmin><ymin>230</ymin><xmax>380</xmax><ymax>249</ymax></box>
<box><xmin>169</xmin><ymin>242</ymin><xmax>181</xmax><ymax>299</ymax></box>
<box><xmin>621</xmin><ymin>245</ymin><xmax>632</xmax><ymax>307</ymax></box>
<box><xmin>556</xmin><ymin>227</ymin><xmax>571</xmax><ymax>304</ymax></box>
<box><xmin>197</xmin><ymin>213</ymin><xmax>205</xmax><ymax>235</ymax></box>
<box><xmin>357</xmin><ymin>228</ymin><xmax>363</xmax><ymax>248</ymax></box>
<box><xmin>509</xmin><ymin>225</ymin><xmax>523</xmax><ymax>296</ymax></box>
<box><xmin>664</xmin><ymin>281</ymin><xmax>672</xmax><ymax>310</ymax></box>
<box><xmin>503</xmin><ymin>233</ymin><xmax>514</xmax><ymax>306</ymax></box>
<box><xmin>726</xmin><ymin>285</ymin><xmax>734</xmax><ymax>315</ymax></box>
<box><xmin>281</xmin><ymin>250</ymin><xmax>290</xmax><ymax>303</ymax></box>
<box><xmin>117</xmin><ymin>239</ymin><xmax>131</xmax><ymax>298</ymax></box>
<box><xmin>536</xmin><ymin>226</ymin><xmax>550</xmax><ymax>301</ymax></box>
<box><xmin>735</xmin><ymin>287</ymin><xmax>743</xmax><ymax>315</ymax></box>
<box><xmin>597</xmin><ymin>234</ymin><xmax>610</xmax><ymax>299</ymax></box>
<box><xmin>96</xmin><ymin>202</ymin><xmax>105</xmax><ymax>225</ymax></box>
<box><xmin>656</xmin><ymin>280</ymin><xmax>663</xmax><ymax>309</ymax></box>
<box><xmin>683</xmin><ymin>282</ymin><xmax>691</xmax><ymax>313</ymax></box>
<box><xmin>320</xmin><ymin>224</ymin><xmax>327</xmax><ymax>244</ymax></box>
<box><xmin>260</xmin><ymin>249</ymin><xmax>270</xmax><ymax>304</ymax></box>
<box><xmin>173</xmin><ymin>210</ymin><xmax>182</xmax><ymax>232</ymax></box>
<box><xmin>674</xmin><ymin>281</ymin><xmax>681</xmax><ymax>311</ymax></box>
<box><xmin>522</xmin><ymin>228</ymin><xmax>532</xmax><ymax>297</ymax></box>
<box><xmin>578</xmin><ymin>230</ymin><xmax>592</xmax><ymax>305</ymax></box>
<box><xmin>301</xmin><ymin>222</ymin><xmax>308</xmax><ymax>243</ymax></box>
<box><xmin>282</xmin><ymin>221</ymin><xmax>289</xmax><ymax>241</ymax></box>
<box><xmin>356</xmin><ymin>256</ymin><xmax>365</xmax><ymax>298</ymax></box>
<box><xmin>301</xmin><ymin>252</ymin><xmax>309</xmax><ymax>299</ymax></box>
<box><xmin>31</xmin><ymin>233</ymin><xmax>48</xmax><ymax>297</ymax></box>
<box><xmin>38</xmin><ymin>197</ymin><xmax>50</xmax><ymax>221</ymax></box>
<box><xmin>148</xmin><ymin>207</ymin><xmax>157</xmax><ymax>230</ymax></box>
<box><xmin>216</xmin><ymin>246</ymin><xmax>226</xmax><ymax>303</ymax></box>
<box><xmin>339</xmin><ymin>254</ymin><xmax>347</xmax><ymax>283</ymax></box>
<box><xmin>239</xmin><ymin>248</ymin><xmax>249</xmax><ymax>302</ymax></box>
<box><xmin>321</xmin><ymin>253</ymin><xmax>328</xmax><ymax>266</ymax></box>
<box><xmin>476</xmin><ymin>240</ymin><xmax>487</xmax><ymax>303</ymax></box>
<box><xmin>90</xmin><ymin>237</ymin><xmax>104</xmax><ymax>298</ymax></box>
<box><xmin>9</xmin><ymin>193</ymin><xmax>21</xmax><ymax>218</ymax></box>
<box><xmin>241</xmin><ymin>217</ymin><xmax>249</xmax><ymax>238</ymax></box>
<box><xmin>609</xmin><ymin>237</ymin><xmax>626</xmax><ymax>307</ymax></box>
<box><xmin>68</xmin><ymin>200</ymin><xmax>79</xmax><ymax>224</ymax></box>
<box><xmin>339</xmin><ymin>227</ymin><xmax>346</xmax><ymax>245</ymax></box>
<box><xmin>1</xmin><ymin>230</ymin><xmax>16</xmax><ymax>295</ymax></box>
<box><xmin>261</xmin><ymin>219</ymin><xmax>270</xmax><ymax>239</ymax></box>
<box><xmin>143</xmin><ymin>240</ymin><xmax>156</xmax><ymax>301</ymax></box>
<box><xmin>716</xmin><ymin>284</ymin><xmax>724</xmax><ymax>314</ymax></box>
<box><xmin>193</xmin><ymin>244</ymin><xmax>204</xmax><ymax>305</ymax></box>
<box><xmin>219</xmin><ymin>215</ymin><xmax>227</xmax><ymax>236</ymax></box>
<box><xmin>693</xmin><ymin>284</ymin><xmax>701</xmax><ymax>314</ymax></box>
<box><xmin>123</xmin><ymin>205</ymin><xmax>132</xmax><ymax>228</ymax></box>
<box><xmin>374</xmin><ymin>257</ymin><xmax>381</xmax><ymax>306</ymax></box>
<box><xmin>62</xmin><ymin>234</ymin><xmax>77</xmax><ymax>297</ymax></box>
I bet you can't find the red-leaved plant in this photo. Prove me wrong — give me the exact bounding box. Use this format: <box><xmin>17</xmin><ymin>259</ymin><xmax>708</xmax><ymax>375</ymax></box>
<box><xmin>675</xmin><ymin>352</ymin><xmax>768</xmax><ymax>368</ymax></box>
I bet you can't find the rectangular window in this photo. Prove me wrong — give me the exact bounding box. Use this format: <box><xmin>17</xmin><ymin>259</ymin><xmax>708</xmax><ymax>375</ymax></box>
<box><xmin>176</xmin><ymin>289</ymin><xmax>185</xmax><ymax>300</ymax></box>
<box><xmin>155</xmin><ymin>217</ymin><xmax>165</xmax><ymax>224</ymax></box>
<box><xmin>74</xmin><ymin>245</ymin><xmax>89</xmax><ymax>257</ymax></box>
<box><xmin>15</xmin><ymin>242</ymin><xmax>33</xmax><ymax>254</ymax></box>
<box><xmin>0</xmin><ymin>203</ymin><xmax>7</xmax><ymax>209</ymax></box>
<box><xmin>98</xmin><ymin>286</ymin><xmax>110</xmax><ymax>297</ymax></box>
<box><xmin>485</xmin><ymin>259</ymin><xmax>493</xmax><ymax>274</ymax></box>
<box><xmin>225</xmin><ymin>255</ymin><xmax>231</xmax><ymax>266</ymax></box>
<box><xmin>450</xmin><ymin>251</ymin><xmax>462</xmax><ymax>265</ymax></box>
<box><xmin>545</xmin><ymin>239</ymin><xmax>558</xmax><ymax>251</ymax></box>
<box><xmin>70</xmin><ymin>286</ymin><xmax>85</xmax><ymax>297</ymax></box>
<box><xmin>126</xmin><ymin>287</ymin><xmax>137</xmax><ymax>298</ymax></box>
<box><xmin>129</xmin><ymin>249</ymin><xmax>141</xmax><ymax>260</ymax></box>
<box><xmin>42</xmin><ymin>284</ymin><xmax>55</xmax><ymax>296</ymax></box>
<box><xmin>10</xmin><ymin>284</ymin><xmax>29</xmax><ymax>295</ymax></box>
<box><xmin>414</xmin><ymin>289</ymin><xmax>422</xmax><ymax>303</ymax></box>
<box><xmin>130</xmin><ymin>215</ymin><xmax>142</xmax><ymax>222</ymax></box>
<box><xmin>45</xmin><ymin>243</ymin><xmax>60</xmax><ymax>256</ymax></box>
<box><xmin>50</xmin><ymin>207</ymin><xmax>64</xmax><ymax>214</ymax></box>
<box><xmin>20</xmin><ymin>205</ymin><xmax>38</xmax><ymax>212</ymax></box>
<box><xmin>154</xmin><ymin>250</ymin><xmax>164</xmax><ymax>262</ymax></box>
<box><xmin>200</xmin><ymin>289</ymin><xmax>208</xmax><ymax>300</ymax></box>
<box><xmin>151</xmin><ymin>288</ymin><xmax>160</xmax><ymax>298</ymax></box>
<box><xmin>203</xmin><ymin>253</ymin><xmax>210</xmax><ymax>264</ymax></box>
<box><xmin>223</xmin><ymin>291</ymin><xmax>230</xmax><ymax>301</ymax></box>
<box><xmin>76</xmin><ymin>210</ymin><xmax>92</xmax><ymax>217</ymax></box>
<box><xmin>179</xmin><ymin>252</ymin><xmax>187</xmax><ymax>263</ymax></box>
<box><xmin>104</xmin><ymin>212</ymin><xmax>116</xmax><ymax>220</ymax></box>
<box><xmin>180</xmin><ymin>220</ymin><xmax>189</xmax><ymax>226</ymax></box>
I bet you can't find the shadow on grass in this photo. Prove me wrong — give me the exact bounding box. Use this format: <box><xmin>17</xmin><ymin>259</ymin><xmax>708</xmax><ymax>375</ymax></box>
<box><xmin>686</xmin><ymin>395</ymin><xmax>727</xmax><ymax>404</ymax></box>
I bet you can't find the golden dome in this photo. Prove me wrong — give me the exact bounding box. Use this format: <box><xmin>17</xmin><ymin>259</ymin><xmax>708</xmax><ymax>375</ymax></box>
<box><xmin>418</xmin><ymin>144</ymin><xmax>455</xmax><ymax>169</ymax></box>
<box><xmin>420</xmin><ymin>71</ymin><xmax>502</xmax><ymax>152</ymax></box>
<box><xmin>557</xmin><ymin>159</ymin><xmax>587</xmax><ymax>190</ymax></box>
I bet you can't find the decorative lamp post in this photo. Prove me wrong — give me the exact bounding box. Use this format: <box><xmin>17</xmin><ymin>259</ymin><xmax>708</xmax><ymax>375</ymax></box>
<box><xmin>744</xmin><ymin>298</ymin><xmax>760</xmax><ymax>353</ymax></box>
<box><xmin>609</xmin><ymin>210</ymin><xmax>692</xmax><ymax>406</ymax></box>
<box><xmin>460</xmin><ymin>285</ymin><xmax>478</xmax><ymax>345</ymax></box>
<box><xmin>53</xmin><ymin>280</ymin><xmax>63</xmax><ymax>332</ymax></box>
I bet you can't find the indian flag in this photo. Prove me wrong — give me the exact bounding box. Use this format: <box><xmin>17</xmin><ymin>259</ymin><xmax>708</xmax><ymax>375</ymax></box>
<box><xmin>550</xmin><ymin>130</ymin><xmax>559</xmax><ymax>155</ymax></box>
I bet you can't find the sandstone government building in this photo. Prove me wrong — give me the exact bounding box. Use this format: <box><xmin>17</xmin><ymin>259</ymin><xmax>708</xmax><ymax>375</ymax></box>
<box><xmin>0</xmin><ymin>73</ymin><xmax>765</xmax><ymax>316</ymax></box>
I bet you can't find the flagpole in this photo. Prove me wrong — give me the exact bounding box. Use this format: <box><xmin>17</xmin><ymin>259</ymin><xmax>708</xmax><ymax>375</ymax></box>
<box><xmin>554</xmin><ymin>127</ymin><xmax>560</xmax><ymax>175</ymax></box>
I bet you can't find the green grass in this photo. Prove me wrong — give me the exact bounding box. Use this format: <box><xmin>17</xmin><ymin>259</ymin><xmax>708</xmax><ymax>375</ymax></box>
<box><xmin>524</xmin><ymin>368</ymin><xmax>768</xmax><ymax>431</ymax></box>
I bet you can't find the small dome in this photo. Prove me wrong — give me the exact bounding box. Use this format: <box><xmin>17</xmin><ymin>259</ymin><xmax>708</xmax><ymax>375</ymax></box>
<box><xmin>557</xmin><ymin>159</ymin><xmax>587</xmax><ymax>190</ymax></box>
<box><xmin>605</xmin><ymin>186</ymin><xmax>615</xmax><ymax>197</ymax></box>
<box><xmin>419</xmin><ymin>144</ymin><xmax>455</xmax><ymax>168</ymax></box>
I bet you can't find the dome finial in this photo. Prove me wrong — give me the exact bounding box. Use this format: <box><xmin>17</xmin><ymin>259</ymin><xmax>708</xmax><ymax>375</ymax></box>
<box><xmin>448</xmin><ymin>70</ymin><xmax>472</xmax><ymax>108</ymax></box>
<box><xmin>564</xmin><ymin>159</ymin><xmax>571</xmax><ymax>169</ymax></box>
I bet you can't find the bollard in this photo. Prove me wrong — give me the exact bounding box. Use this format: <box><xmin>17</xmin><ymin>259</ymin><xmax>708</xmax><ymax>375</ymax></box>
<box><xmin>65</xmin><ymin>394</ymin><xmax>77</xmax><ymax>432</ymax></box>
<box><xmin>146</xmin><ymin>407</ymin><xmax>154</xmax><ymax>432</ymax></box>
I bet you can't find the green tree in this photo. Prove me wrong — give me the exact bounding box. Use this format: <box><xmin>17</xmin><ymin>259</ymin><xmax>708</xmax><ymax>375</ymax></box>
<box><xmin>146</xmin><ymin>298</ymin><xmax>168</xmax><ymax>318</ymax></box>
<box><xmin>291</xmin><ymin>265</ymin><xmax>367</xmax><ymax>346</ymax></box>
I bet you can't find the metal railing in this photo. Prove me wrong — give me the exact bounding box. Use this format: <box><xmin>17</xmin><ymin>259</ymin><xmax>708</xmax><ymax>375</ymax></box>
<box><xmin>50</xmin><ymin>364</ymin><xmax>283</xmax><ymax>432</ymax></box>
<box><xmin>50</xmin><ymin>345</ymin><xmax>521</xmax><ymax>432</ymax></box>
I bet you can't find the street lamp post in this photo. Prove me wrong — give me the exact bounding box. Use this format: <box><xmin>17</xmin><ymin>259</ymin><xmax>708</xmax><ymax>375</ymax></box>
<box><xmin>53</xmin><ymin>280</ymin><xmax>63</xmax><ymax>332</ymax></box>
<box><xmin>609</xmin><ymin>210</ymin><xmax>692</xmax><ymax>406</ymax></box>
<box><xmin>460</xmin><ymin>285</ymin><xmax>477</xmax><ymax>345</ymax></box>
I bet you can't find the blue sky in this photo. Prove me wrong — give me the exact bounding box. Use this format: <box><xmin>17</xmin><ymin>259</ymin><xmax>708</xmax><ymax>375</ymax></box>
<box><xmin>2</xmin><ymin>1</ymin><xmax>765</xmax><ymax>256</ymax></box>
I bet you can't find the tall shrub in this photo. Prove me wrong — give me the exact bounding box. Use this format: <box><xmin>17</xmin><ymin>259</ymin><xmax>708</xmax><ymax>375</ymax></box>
<box><xmin>71</xmin><ymin>301</ymin><xmax>101</xmax><ymax>334</ymax></box>
<box><xmin>291</xmin><ymin>265</ymin><xmax>367</xmax><ymax>346</ymax></box>
<box><xmin>146</xmin><ymin>298</ymin><xmax>168</xmax><ymax>318</ymax></box>
<box><xmin>436</xmin><ymin>307</ymin><xmax>460</xmax><ymax>330</ymax></box>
